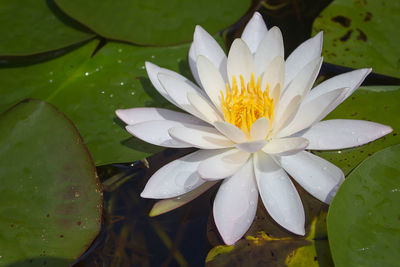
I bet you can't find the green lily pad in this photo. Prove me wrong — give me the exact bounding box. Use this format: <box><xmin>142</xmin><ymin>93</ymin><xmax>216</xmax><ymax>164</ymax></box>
<box><xmin>206</xmin><ymin>186</ymin><xmax>333</xmax><ymax>266</ymax></box>
<box><xmin>0</xmin><ymin>0</ymin><xmax>94</xmax><ymax>56</ymax></box>
<box><xmin>53</xmin><ymin>0</ymin><xmax>250</xmax><ymax>46</ymax></box>
<box><xmin>312</xmin><ymin>0</ymin><xmax>400</xmax><ymax>78</ymax></box>
<box><xmin>327</xmin><ymin>144</ymin><xmax>400</xmax><ymax>266</ymax></box>
<box><xmin>0</xmin><ymin>37</ymin><xmax>222</xmax><ymax>165</ymax></box>
<box><xmin>0</xmin><ymin>99</ymin><xmax>102</xmax><ymax>266</ymax></box>
<box><xmin>314</xmin><ymin>86</ymin><xmax>400</xmax><ymax>175</ymax></box>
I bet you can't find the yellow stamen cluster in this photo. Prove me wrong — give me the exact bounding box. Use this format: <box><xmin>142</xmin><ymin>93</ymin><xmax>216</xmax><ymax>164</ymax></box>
<box><xmin>220</xmin><ymin>73</ymin><xmax>274</xmax><ymax>137</ymax></box>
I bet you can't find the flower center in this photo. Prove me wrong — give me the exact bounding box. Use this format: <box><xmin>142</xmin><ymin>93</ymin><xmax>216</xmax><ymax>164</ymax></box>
<box><xmin>220</xmin><ymin>72</ymin><xmax>274</xmax><ymax>136</ymax></box>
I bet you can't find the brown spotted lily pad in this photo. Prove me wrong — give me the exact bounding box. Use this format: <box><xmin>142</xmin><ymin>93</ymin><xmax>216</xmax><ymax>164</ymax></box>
<box><xmin>0</xmin><ymin>99</ymin><xmax>102</xmax><ymax>266</ymax></box>
<box><xmin>312</xmin><ymin>0</ymin><xmax>400</xmax><ymax>78</ymax></box>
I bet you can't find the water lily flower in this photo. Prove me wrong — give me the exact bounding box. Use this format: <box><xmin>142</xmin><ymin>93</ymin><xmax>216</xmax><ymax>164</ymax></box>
<box><xmin>116</xmin><ymin>12</ymin><xmax>392</xmax><ymax>245</ymax></box>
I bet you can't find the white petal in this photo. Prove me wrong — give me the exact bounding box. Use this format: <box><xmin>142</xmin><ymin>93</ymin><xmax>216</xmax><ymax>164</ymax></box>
<box><xmin>285</xmin><ymin>32</ymin><xmax>323</xmax><ymax>86</ymax></box>
<box><xmin>198</xmin><ymin>148</ymin><xmax>250</xmax><ymax>180</ymax></box>
<box><xmin>213</xmin><ymin>159</ymin><xmax>258</xmax><ymax>245</ymax></box>
<box><xmin>187</xmin><ymin>92</ymin><xmax>222</xmax><ymax>124</ymax></box>
<box><xmin>298</xmin><ymin>119</ymin><xmax>393</xmax><ymax>150</ymax></box>
<box><xmin>262</xmin><ymin>137</ymin><xmax>309</xmax><ymax>156</ymax></box>
<box><xmin>254</xmin><ymin>27</ymin><xmax>284</xmax><ymax>77</ymax></box>
<box><xmin>272</xmin><ymin>95</ymin><xmax>302</xmax><ymax>134</ymax></box>
<box><xmin>275</xmin><ymin>151</ymin><xmax>345</xmax><ymax>204</ymax></box>
<box><xmin>241</xmin><ymin>12</ymin><xmax>268</xmax><ymax>54</ymax></box>
<box><xmin>227</xmin><ymin>39</ymin><xmax>255</xmax><ymax>87</ymax></box>
<box><xmin>158</xmin><ymin>73</ymin><xmax>208</xmax><ymax>120</ymax></box>
<box><xmin>254</xmin><ymin>152</ymin><xmax>305</xmax><ymax>235</ymax></box>
<box><xmin>146</xmin><ymin>61</ymin><xmax>201</xmax><ymax>107</ymax></box>
<box><xmin>149</xmin><ymin>181</ymin><xmax>218</xmax><ymax>216</ymax></box>
<box><xmin>192</xmin><ymin>26</ymin><xmax>228</xmax><ymax>82</ymax></box>
<box><xmin>250</xmin><ymin>117</ymin><xmax>270</xmax><ymax>141</ymax></box>
<box><xmin>188</xmin><ymin>42</ymin><xmax>202</xmax><ymax>85</ymax></box>
<box><xmin>277</xmin><ymin>87</ymin><xmax>348</xmax><ymax>137</ymax></box>
<box><xmin>280</xmin><ymin>56</ymin><xmax>323</xmax><ymax>100</ymax></box>
<box><xmin>260</xmin><ymin>56</ymin><xmax>285</xmax><ymax>94</ymax></box>
<box><xmin>141</xmin><ymin>150</ymin><xmax>223</xmax><ymax>199</ymax></box>
<box><xmin>235</xmin><ymin>139</ymin><xmax>267</xmax><ymax>153</ymax></box>
<box><xmin>126</xmin><ymin>120</ymin><xmax>193</xmax><ymax>148</ymax></box>
<box><xmin>305</xmin><ymin>68</ymin><xmax>372</xmax><ymax>103</ymax></box>
<box><xmin>169</xmin><ymin>124</ymin><xmax>234</xmax><ymax>149</ymax></box>
<box><xmin>116</xmin><ymin>107</ymin><xmax>206</xmax><ymax>126</ymax></box>
<box><xmin>196</xmin><ymin>55</ymin><xmax>226</xmax><ymax>112</ymax></box>
<box><xmin>214</xmin><ymin>121</ymin><xmax>247</xmax><ymax>143</ymax></box>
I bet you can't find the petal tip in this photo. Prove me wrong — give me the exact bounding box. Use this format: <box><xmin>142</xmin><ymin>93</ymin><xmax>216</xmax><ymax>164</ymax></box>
<box><xmin>292</xmin><ymin>226</ymin><xmax>305</xmax><ymax>236</ymax></box>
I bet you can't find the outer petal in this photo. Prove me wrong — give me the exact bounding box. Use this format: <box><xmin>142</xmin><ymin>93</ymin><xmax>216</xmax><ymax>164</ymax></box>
<box><xmin>187</xmin><ymin>92</ymin><xmax>222</xmax><ymax>124</ymax></box>
<box><xmin>169</xmin><ymin>124</ymin><xmax>234</xmax><ymax>149</ymax></box>
<box><xmin>190</xmin><ymin>26</ymin><xmax>228</xmax><ymax>83</ymax></box>
<box><xmin>227</xmin><ymin>39</ymin><xmax>255</xmax><ymax>87</ymax></box>
<box><xmin>146</xmin><ymin>61</ymin><xmax>201</xmax><ymax>106</ymax></box>
<box><xmin>126</xmin><ymin>120</ymin><xmax>193</xmax><ymax>148</ymax></box>
<box><xmin>116</xmin><ymin>107</ymin><xmax>206</xmax><ymax>126</ymax></box>
<box><xmin>275</xmin><ymin>151</ymin><xmax>345</xmax><ymax>204</ymax></box>
<box><xmin>305</xmin><ymin>68</ymin><xmax>371</xmax><ymax>103</ymax></box>
<box><xmin>141</xmin><ymin>149</ymin><xmax>225</xmax><ymax>199</ymax></box>
<box><xmin>298</xmin><ymin>119</ymin><xmax>393</xmax><ymax>150</ymax></box>
<box><xmin>214</xmin><ymin>121</ymin><xmax>247</xmax><ymax>143</ymax></box>
<box><xmin>285</xmin><ymin>32</ymin><xmax>323</xmax><ymax>86</ymax></box>
<box><xmin>188</xmin><ymin>42</ymin><xmax>201</xmax><ymax>85</ymax></box>
<box><xmin>198</xmin><ymin>148</ymin><xmax>250</xmax><ymax>180</ymax></box>
<box><xmin>241</xmin><ymin>12</ymin><xmax>268</xmax><ymax>54</ymax></box>
<box><xmin>254</xmin><ymin>27</ymin><xmax>284</xmax><ymax>77</ymax></box>
<box><xmin>149</xmin><ymin>181</ymin><xmax>218</xmax><ymax>216</ymax></box>
<box><xmin>213</xmin><ymin>159</ymin><xmax>258</xmax><ymax>245</ymax></box>
<box><xmin>262</xmin><ymin>137</ymin><xmax>309</xmax><ymax>156</ymax></box>
<box><xmin>158</xmin><ymin>73</ymin><xmax>208</xmax><ymax>120</ymax></box>
<box><xmin>196</xmin><ymin>55</ymin><xmax>226</xmax><ymax>112</ymax></box>
<box><xmin>254</xmin><ymin>152</ymin><xmax>305</xmax><ymax>235</ymax></box>
<box><xmin>277</xmin><ymin>87</ymin><xmax>348</xmax><ymax>138</ymax></box>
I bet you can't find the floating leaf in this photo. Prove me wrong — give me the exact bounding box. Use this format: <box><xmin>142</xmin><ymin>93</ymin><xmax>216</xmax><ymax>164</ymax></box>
<box><xmin>0</xmin><ymin>99</ymin><xmax>102</xmax><ymax>266</ymax></box>
<box><xmin>312</xmin><ymin>0</ymin><xmax>400</xmax><ymax>78</ymax></box>
<box><xmin>0</xmin><ymin>0</ymin><xmax>94</xmax><ymax>56</ymax></box>
<box><xmin>0</xmin><ymin>37</ymin><xmax>224</xmax><ymax>165</ymax></box>
<box><xmin>314</xmin><ymin>86</ymin><xmax>400</xmax><ymax>175</ymax></box>
<box><xmin>327</xmin><ymin>144</ymin><xmax>400</xmax><ymax>266</ymax></box>
<box><xmin>53</xmin><ymin>0</ymin><xmax>250</xmax><ymax>46</ymax></box>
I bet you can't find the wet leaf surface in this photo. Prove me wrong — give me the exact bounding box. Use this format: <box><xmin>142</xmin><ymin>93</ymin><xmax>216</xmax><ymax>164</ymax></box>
<box><xmin>312</xmin><ymin>0</ymin><xmax>400</xmax><ymax>78</ymax></box>
<box><xmin>0</xmin><ymin>0</ymin><xmax>94</xmax><ymax>56</ymax></box>
<box><xmin>328</xmin><ymin>144</ymin><xmax>400</xmax><ymax>266</ymax></box>
<box><xmin>54</xmin><ymin>0</ymin><xmax>250</xmax><ymax>46</ymax></box>
<box><xmin>314</xmin><ymin>86</ymin><xmax>400</xmax><ymax>175</ymax></box>
<box><xmin>0</xmin><ymin>99</ymin><xmax>102</xmax><ymax>266</ymax></box>
<box><xmin>0</xmin><ymin>37</ymin><xmax>225</xmax><ymax>165</ymax></box>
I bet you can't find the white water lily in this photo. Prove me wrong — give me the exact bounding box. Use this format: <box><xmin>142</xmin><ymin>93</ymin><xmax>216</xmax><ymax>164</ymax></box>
<box><xmin>116</xmin><ymin>12</ymin><xmax>392</xmax><ymax>245</ymax></box>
